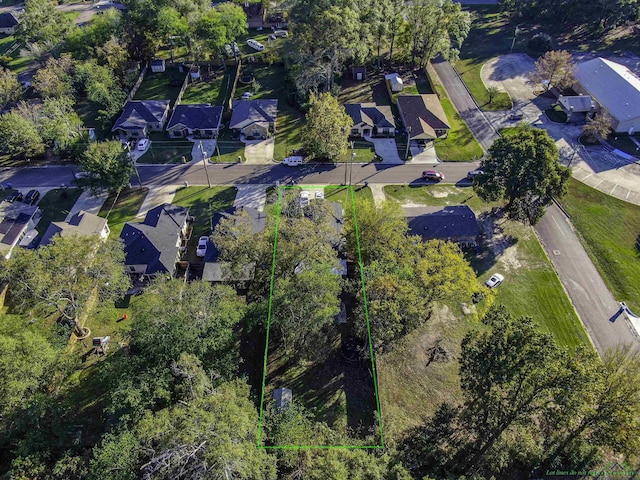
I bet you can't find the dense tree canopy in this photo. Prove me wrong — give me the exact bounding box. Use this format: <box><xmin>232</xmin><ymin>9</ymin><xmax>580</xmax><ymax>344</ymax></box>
<box><xmin>474</xmin><ymin>125</ymin><xmax>570</xmax><ymax>224</ymax></box>
<box><xmin>303</xmin><ymin>92</ymin><xmax>353</xmax><ymax>160</ymax></box>
<box><xmin>80</xmin><ymin>140</ymin><xmax>134</xmax><ymax>193</ymax></box>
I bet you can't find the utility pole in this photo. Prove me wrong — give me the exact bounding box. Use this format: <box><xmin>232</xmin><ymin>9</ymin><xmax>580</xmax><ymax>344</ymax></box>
<box><xmin>199</xmin><ymin>140</ymin><xmax>211</xmax><ymax>188</ymax></box>
<box><xmin>349</xmin><ymin>141</ymin><xmax>355</xmax><ymax>186</ymax></box>
<box><xmin>125</xmin><ymin>142</ymin><xmax>143</xmax><ymax>188</ymax></box>
<box><xmin>405</xmin><ymin>126</ymin><xmax>412</xmax><ymax>160</ymax></box>
<box><xmin>510</xmin><ymin>25</ymin><xmax>521</xmax><ymax>54</ymax></box>
<box><xmin>214</xmin><ymin>133</ymin><xmax>221</xmax><ymax>162</ymax></box>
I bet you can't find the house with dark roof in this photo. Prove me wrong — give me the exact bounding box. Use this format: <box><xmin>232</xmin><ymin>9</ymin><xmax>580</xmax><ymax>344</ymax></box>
<box><xmin>558</xmin><ymin>95</ymin><xmax>595</xmax><ymax>114</ymax></box>
<box><xmin>203</xmin><ymin>206</ymin><xmax>266</xmax><ymax>282</ymax></box>
<box><xmin>0</xmin><ymin>201</ymin><xmax>41</xmax><ymax>259</ymax></box>
<box><xmin>397</xmin><ymin>94</ymin><xmax>450</xmax><ymax>141</ymax></box>
<box><xmin>404</xmin><ymin>205</ymin><xmax>479</xmax><ymax>247</ymax></box>
<box><xmin>120</xmin><ymin>204</ymin><xmax>190</xmax><ymax>278</ymax></box>
<box><xmin>112</xmin><ymin>100</ymin><xmax>171</xmax><ymax>138</ymax></box>
<box><xmin>166</xmin><ymin>104</ymin><xmax>224</xmax><ymax>139</ymax></box>
<box><xmin>39</xmin><ymin>210</ymin><xmax>110</xmax><ymax>247</ymax></box>
<box><xmin>230</xmin><ymin>99</ymin><xmax>278</xmax><ymax>139</ymax></box>
<box><xmin>345</xmin><ymin>103</ymin><xmax>395</xmax><ymax>138</ymax></box>
<box><xmin>0</xmin><ymin>12</ymin><xmax>19</xmax><ymax>35</ymax></box>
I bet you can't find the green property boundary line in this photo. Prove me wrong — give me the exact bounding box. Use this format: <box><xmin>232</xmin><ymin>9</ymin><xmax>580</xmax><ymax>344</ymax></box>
<box><xmin>256</xmin><ymin>185</ymin><xmax>385</xmax><ymax>449</ymax></box>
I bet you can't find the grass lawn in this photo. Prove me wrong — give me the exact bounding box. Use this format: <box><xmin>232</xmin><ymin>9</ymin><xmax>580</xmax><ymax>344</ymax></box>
<box><xmin>181</xmin><ymin>73</ymin><xmax>226</xmax><ymax>105</ymax></box>
<box><xmin>137</xmin><ymin>132</ymin><xmax>193</xmax><ymax>164</ymax></box>
<box><xmin>336</xmin><ymin>141</ymin><xmax>376</xmax><ymax>163</ymax></box>
<box><xmin>74</xmin><ymin>97</ymin><xmax>110</xmax><ymax>139</ymax></box>
<box><xmin>428</xmin><ymin>64</ymin><xmax>484</xmax><ymax>161</ymax></box>
<box><xmin>172</xmin><ymin>186</ymin><xmax>237</xmax><ymax>263</ymax></box>
<box><xmin>384</xmin><ymin>185</ymin><xmax>589</xmax><ymax>349</ymax></box>
<box><xmin>234</xmin><ymin>64</ymin><xmax>305</xmax><ymax>160</ymax></box>
<box><xmin>559</xmin><ymin>179</ymin><xmax>640</xmax><ymax>313</ymax></box>
<box><xmin>215</xmin><ymin>129</ymin><xmax>245</xmax><ymax>163</ymax></box>
<box><xmin>545</xmin><ymin>104</ymin><xmax>568</xmax><ymax>123</ymax></box>
<box><xmin>323</xmin><ymin>185</ymin><xmax>374</xmax><ymax>207</ymax></box>
<box><xmin>455</xmin><ymin>58</ymin><xmax>512</xmax><ymax>111</ymax></box>
<box><xmin>0</xmin><ymin>35</ymin><xmax>17</xmax><ymax>55</ymax></box>
<box><xmin>98</xmin><ymin>187</ymin><xmax>148</xmax><ymax>238</ymax></box>
<box><xmin>133</xmin><ymin>68</ymin><xmax>186</xmax><ymax>107</ymax></box>
<box><xmin>35</xmin><ymin>188</ymin><xmax>83</xmax><ymax>236</ymax></box>
<box><xmin>338</xmin><ymin>71</ymin><xmax>391</xmax><ymax>106</ymax></box>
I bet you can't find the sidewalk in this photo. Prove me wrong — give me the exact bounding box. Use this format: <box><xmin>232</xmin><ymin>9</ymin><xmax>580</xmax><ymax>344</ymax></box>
<box><xmin>65</xmin><ymin>190</ymin><xmax>109</xmax><ymax>221</ymax></box>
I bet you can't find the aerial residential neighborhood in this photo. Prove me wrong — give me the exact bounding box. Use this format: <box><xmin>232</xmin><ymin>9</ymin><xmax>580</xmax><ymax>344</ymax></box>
<box><xmin>0</xmin><ymin>0</ymin><xmax>639</xmax><ymax>478</ymax></box>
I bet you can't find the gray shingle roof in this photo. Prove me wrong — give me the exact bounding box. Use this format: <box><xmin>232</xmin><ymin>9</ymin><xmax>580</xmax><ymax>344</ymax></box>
<box><xmin>397</xmin><ymin>95</ymin><xmax>450</xmax><ymax>139</ymax></box>
<box><xmin>39</xmin><ymin>210</ymin><xmax>108</xmax><ymax>247</ymax></box>
<box><xmin>230</xmin><ymin>99</ymin><xmax>278</xmax><ymax>129</ymax></box>
<box><xmin>167</xmin><ymin>104</ymin><xmax>223</xmax><ymax>131</ymax></box>
<box><xmin>0</xmin><ymin>12</ymin><xmax>18</xmax><ymax>28</ymax></box>
<box><xmin>344</xmin><ymin>103</ymin><xmax>395</xmax><ymax>130</ymax></box>
<box><xmin>112</xmin><ymin>100</ymin><xmax>170</xmax><ymax>131</ymax></box>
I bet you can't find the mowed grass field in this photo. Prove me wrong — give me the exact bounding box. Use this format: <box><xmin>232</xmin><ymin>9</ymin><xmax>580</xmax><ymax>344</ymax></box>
<box><xmin>384</xmin><ymin>185</ymin><xmax>589</xmax><ymax>349</ymax></box>
<box><xmin>98</xmin><ymin>187</ymin><xmax>149</xmax><ymax>238</ymax></box>
<box><xmin>560</xmin><ymin>179</ymin><xmax>640</xmax><ymax>313</ymax></box>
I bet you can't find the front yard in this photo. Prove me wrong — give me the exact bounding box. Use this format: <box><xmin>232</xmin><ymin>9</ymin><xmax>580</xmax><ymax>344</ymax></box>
<box><xmin>98</xmin><ymin>187</ymin><xmax>149</xmax><ymax>238</ymax></box>
<box><xmin>172</xmin><ymin>186</ymin><xmax>237</xmax><ymax>263</ymax></box>
<box><xmin>35</xmin><ymin>188</ymin><xmax>83</xmax><ymax>236</ymax></box>
<box><xmin>136</xmin><ymin>132</ymin><xmax>193</xmax><ymax>164</ymax></box>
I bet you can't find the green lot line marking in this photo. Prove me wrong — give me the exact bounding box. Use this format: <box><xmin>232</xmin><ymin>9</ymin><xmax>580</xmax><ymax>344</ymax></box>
<box><xmin>257</xmin><ymin>185</ymin><xmax>384</xmax><ymax>448</ymax></box>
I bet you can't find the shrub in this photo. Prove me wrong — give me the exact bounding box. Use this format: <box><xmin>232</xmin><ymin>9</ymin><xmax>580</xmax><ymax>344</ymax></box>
<box><xmin>527</xmin><ymin>33</ymin><xmax>553</xmax><ymax>56</ymax></box>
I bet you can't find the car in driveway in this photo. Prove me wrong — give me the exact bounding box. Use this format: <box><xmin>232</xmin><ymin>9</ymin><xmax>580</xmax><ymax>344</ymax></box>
<box><xmin>5</xmin><ymin>191</ymin><xmax>23</xmax><ymax>203</ymax></box>
<box><xmin>24</xmin><ymin>190</ymin><xmax>40</xmax><ymax>205</ymax></box>
<box><xmin>466</xmin><ymin>169</ymin><xmax>484</xmax><ymax>181</ymax></box>
<box><xmin>241</xmin><ymin>92</ymin><xmax>253</xmax><ymax>99</ymax></box>
<box><xmin>196</xmin><ymin>236</ymin><xmax>209</xmax><ymax>257</ymax></box>
<box><xmin>485</xmin><ymin>273</ymin><xmax>504</xmax><ymax>288</ymax></box>
<box><xmin>422</xmin><ymin>170</ymin><xmax>444</xmax><ymax>182</ymax></box>
<box><xmin>137</xmin><ymin>138</ymin><xmax>150</xmax><ymax>151</ymax></box>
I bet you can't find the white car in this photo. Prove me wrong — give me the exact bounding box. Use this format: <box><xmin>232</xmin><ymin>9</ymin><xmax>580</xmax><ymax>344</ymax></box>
<box><xmin>196</xmin><ymin>236</ymin><xmax>209</xmax><ymax>257</ymax></box>
<box><xmin>299</xmin><ymin>191</ymin><xmax>310</xmax><ymax>207</ymax></box>
<box><xmin>315</xmin><ymin>191</ymin><xmax>324</xmax><ymax>200</ymax></box>
<box><xmin>241</xmin><ymin>92</ymin><xmax>253</xmax><ymax>99</ymax></box>
<box><xmin>137</xmin><ymin>138</ymin><xmax>150</xmax><ymax>151</ymax></box>
<box><xmin>485</xmin><ymin>273</ymin><xmax>505</xmax><ymax>288</ymax></box>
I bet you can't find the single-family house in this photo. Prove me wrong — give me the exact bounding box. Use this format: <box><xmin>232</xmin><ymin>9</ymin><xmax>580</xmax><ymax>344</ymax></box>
<box><xmin>0</xmin><ymin>201</ymin><xmax>41</xmax><ymax>259</ymax></box>
<box><xmin>352</xmin><ymin>66</ymin><xmax>366</xmax><ymax>81</ymax></box>
<box><xmin>166</xmin><ymin>104</ymin><xmax>224</xmax><ymax>139</ymax></box>
<box><xmin>574</xmin><ymin>57</ymin><xmax>640</xmax><ymax>133</ymax></box>
<box><xmin>397</xmin><ymin>94</ymin><xmax>450</xmax><ymax>141</ymax></box>
<box><xmin>120</xmin><ymin>204</ymin><xmax>190</xmax><ymax>278</ymax></box>
<box><xmin>111</xmin><ymin>100</ymin><xmax>171</xmax><ymax>138</ymax></box>
<box><xmin>203</xmin><ymin>206</ymin><xmax>266</xmax><ymax>282</ymax></box>
<box><xmin>0</xmin><ymin>12</ymin><xmax>19</xmax><ymax>35</ymax></box>
<box><xmin>385</xmin><ymin>73</ymin><xmax>403</xmax><ymax>92</ymax></box>
<box><xmin>345</xmin><ymin>103</ymin><xmax>396</xmax><ymax>138</ymax></box>
<box><xmin>230</xmin><ymin>99</ymin><xmax>278</xmax><ymax>139</ymax></box>
<box><xmin>150</xmin><ymin>59</ymin><xmax>166</xmax><ymax>73</ymax></box>
<box><xmin>558</xmin><ymin>95</ymin><xmax>595</xmax><ymax>114</ymax></box>
<box><xmin>39</xmin><ymin>210</ymin><xmax>110</xmax><ymax>247</ymax></box>
<box><xmin>404</xmin><ymin>205</ymin><xmax>479</xmax><ymax>247</ymax></box>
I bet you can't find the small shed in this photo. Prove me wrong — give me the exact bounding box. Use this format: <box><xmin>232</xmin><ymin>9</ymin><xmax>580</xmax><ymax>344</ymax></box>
<box><xmin>273</xmin><ymin>387</ymin><xmax>292</xmax><ymax>408</ymax></box>
<box><xmin>352</xmin><ymin>66</ymin><xmax>366</xmax><ymax>82</ymax></box>
<box><xmin>385</xmin><ymin>73</ymin><xmax>403</xmax><ymax>92</ymax></box>
<box><xmin>190</xmin><ymin>65</ymin><xmax>201</xmax><ymax>81</ymax></box>
<box><xmin>150</xmin><ymin>59</ymin><xmax>166</xmax><ymax>73</ymax></box>
<box><xmin>558</xmin><ymin>94</ymin><xmax>594</xmax><ymax>114</ymax></box>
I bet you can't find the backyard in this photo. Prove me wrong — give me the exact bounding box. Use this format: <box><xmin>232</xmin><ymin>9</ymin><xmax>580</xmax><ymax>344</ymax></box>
<box><xmin>559</xmin><ymin>178</ymin><xmax>640</xmax><ymax>313</ymax></box>
<box><xmin>133</xmin><ymin>68</ymin><xmax>186</xmax><ymax>107</ymax></box>
<box><xmin>384</xmin><ymin>184</ymin><xmax>590</xmax><ymax>349</ymax></box>
<box><xmin>35</xmin><ymin>188</ymin><xmax>83</xmax><ymax>236</ymax></box>
<box><xmin>172</xmin><ymin>186</ymin><xmax>237</xmax><ymax>263</ymax></box>
<box><xmin>181</xmin><ymin>67</ymin><xmax>235</xmax><ymax>106</ymax></box>
<box><xmin>97</xmin><ymin>187</ymin><xmax>149</xmax><ymax>237</ymax></box>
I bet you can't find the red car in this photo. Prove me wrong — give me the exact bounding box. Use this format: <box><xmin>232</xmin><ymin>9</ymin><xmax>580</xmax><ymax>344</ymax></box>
<box><xmin>422</xmin><ymin>170</ymin><xmax>444</xmax><ymax>181</ymax></box>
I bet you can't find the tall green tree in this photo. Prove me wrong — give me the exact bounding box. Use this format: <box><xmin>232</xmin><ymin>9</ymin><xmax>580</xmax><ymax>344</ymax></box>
<box><xmin>474</xmin><ymin>124</ymin><xmax>570</xmax><ymax>224</ymax></box>
<box><xmin>40</xmin><ymin>96</ymin><xmax>84</xmax><ymax>153</ymax></box>
<box><xmin>0</xmin><ymin>111</ymin><xmax>45</xmax><ymax>158</ymax></box>
<box><xmin>75</xmin><ymin>61</ymin><xmax>126</xmax><ymax>124</ymax></box>
<box><xmin>32</xmin><ymin>54</ymin><xmax>76</xmax><ymax>99</ymax></box>
<box><xmin>0</xmin><ymin>235</ymin><xmax>130</xmax><ymax>338</ymax></box>
<box><xmin>532</xmin><ymin>50</ymin><xmax>576</xmax><ymax>92</ymax></box>
<box><xmin>15</xmin><ymin>0</ymin><xmax>72</xmax><ymax>46</ymax></box>
<box><xmin>303</xmin><ymin>92</ymin><xmax>352</xmax><ymax>160</ymax></box>
<box><xmin>0</xmin><ymin>67</ymin><xmax>22</xmax><ymax>110</ymax></box>
<box><xmin>80</xmin><ymin>140</ymin><xmax>133</xmax><ymax>193</ymax></box>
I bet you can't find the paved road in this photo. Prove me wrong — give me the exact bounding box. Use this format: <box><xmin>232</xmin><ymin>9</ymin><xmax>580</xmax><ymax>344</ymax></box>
<box><xmin>431</xmin><ymin>57</ymin><xmax>499</xmax><ymax>152</ymax></box>
<box><xmin>535</xmin><ymin>204</ymin><xmax>638</xmax><ymax>354</ymax></box>
<box><xmin>0</xmin><ymin>163</ymin><xmax>478</xmax><ymax>188</ymax></box>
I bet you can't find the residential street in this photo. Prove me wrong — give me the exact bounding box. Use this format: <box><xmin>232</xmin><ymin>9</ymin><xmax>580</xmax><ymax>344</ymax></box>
<box><xmin>535</xmin><ymin>204</ymin><xmax>638</xmax><ymax>353</ymax></box>
<box><xmin>431</xmin><ymin>57</ymin><xmax>499</xmax><ymax>152</ymax></box>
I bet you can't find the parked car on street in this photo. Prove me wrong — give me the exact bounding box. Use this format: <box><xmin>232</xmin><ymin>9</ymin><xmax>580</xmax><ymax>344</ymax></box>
<box><xmin>422</xmin><ymin>170</ymin><xmax>444</xmax><ymax>181</ymax></box>
<box><xmin>485</xmin><ymin>273</ymin><xmax>504</xmax><ymax>288</ymax></box>
<box><xmin>509</xmin><ymin>112</ymin><xmax>523</xmax><ymax>120</ymax></box>
<box><xmin>24</xmin><ymin>189</ymin><xmax>40</xmax><ymax>205</ymax></box>
<box><xmin>5</xmin><ymin>191</ymin><xmax>23</xmax><ymax>203</ymax></box>
<box><xmin>466</xmin><ymin>169</ymin><xmax>484</xmax><ymax>181</ymax></box>
<box><xmin>283</xmin><ymin>156</ymin><xmax>303</xmax><ymax>166</ymax></box>
<box><xmin>137</xmin><ymin>138</ymin><xmax>149</xmax><ymax>151</ymax></box>
<box><xmin>196</xmin><ymin>236</ymin><xmax>209</xmax><ymax>257</ymax></box>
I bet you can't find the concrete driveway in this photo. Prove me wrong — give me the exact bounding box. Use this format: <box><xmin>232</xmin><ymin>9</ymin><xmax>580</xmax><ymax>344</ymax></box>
<box><xmin>364</xmin><ymin>136</ymin><xmax>403</xmax><ymax>164</ymax></box>
<box><xmin>243</xmin><ymin>137</ymin><xmax>274</xmax><ymax>164</ymax></box>
<box><xmin>410</xmin><ymin>142</ymin><xmax>439</xmax><ymax>163</ymax></box>
<box><xmin>191</xmin><ymin>140</ymin><xmax>218</xmax><ymax>164</ymax></box>
<box><xmin>233</xmin><ymin>184</ymin><xmax>268</xmax><ymax>211</ymax></box>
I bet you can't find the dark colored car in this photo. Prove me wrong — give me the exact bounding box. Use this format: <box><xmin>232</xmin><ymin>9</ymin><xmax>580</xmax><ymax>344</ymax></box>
<box><xmin>24</xmin><ymin>189</ymin><xmax>40</xmax><ymax>205</ymax></box>
<box><xmin>5</xmin><ymin>191</ymin><xmax>23</xmax><ymax>203</ymax></box>
<box><xmin>422</xmin><ymin>170</ymin><xmax>444</xmax><ymax>181</ymax></box>
<box><xmin>466</xmin><ymin>169</ymin><xmax>484</xmax><ymax>181</ymax></box>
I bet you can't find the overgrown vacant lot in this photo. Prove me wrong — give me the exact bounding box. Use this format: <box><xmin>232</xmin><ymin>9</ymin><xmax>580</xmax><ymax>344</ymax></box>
<box><xmin>384</xmin><ymin>185</ymin><xmax>589</xmax><ymax>349</ymax></box>
<box><xmin>560</xmin><ymin>179</ymin><xmax>640</xmax><ymax>313</ymax></box>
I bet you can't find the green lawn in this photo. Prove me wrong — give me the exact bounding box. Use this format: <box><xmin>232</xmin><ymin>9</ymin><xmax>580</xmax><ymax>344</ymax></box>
<box><xmin>336</xmin><ymin>141</ymin><xmax>376</xmax><ymax>163</ymax></box>
<box><xmin>455</xmin><ymin>58</ymin><xmax>512</xmax><ymax>111</ymax></box>
<box><xmin>137</xmin><ymin>133</ymin><xmax>193</xmax><ymax>164</ymax></box>
<box><xmin>545</xmin><ymin>104</ymin><xmax>568</xmax><ymax>123</ymax></box>
<box><xmin>0</xmin><ymin>35</ymin><xmax>17</xmax><ymax>55</ymax></box>
<box><xmin>172</xmin><ymin>186</ymin><xmax>237</xmax><ymax>262</ymax></box>
<box><xmin>559</xmin><ymin>179</ymin><xmax>640</xmax><ymax>313</ymax></box>
<box><xmin>98</xmin><ymin>187</ymin><xmax>149</xmax><ymax>238</ymax></box>
<box><xmin>74</xmin><ymin>97</ymin><xmax>108</xmax><ymax>139</ymax></box>
<box><xmin>323</xmin><ymin>185</ymin><xmax>373</xmax><ymax>207</ymax></box>
<box><xmin>133</xmin><ymin>68</ymin><xmax>186</xmax><ymax>107</ymax></box>
<box><xmin>181</xmin><ymin>74</ymin><xmax>225</xmax><ymax>105</ymax></box>
<box><xmin>35</xmin><ymin>188</ymin><xmax>83</xmax><ymax>236</ymax></box>
<box><xmin>428</xmin><ymin>64</ymin><xmax>484</xmax><ymax>161</ymax></box>
<box><xmin>384</xmin><ymin>185</ymin><xmax>589</xmax><ymax>349</ymax></box>
<box><xmin>215</xmin><ymin>129</ymin><xmax>245</xmax><ymax>163</ymax></box>
<box><xmin>234</xmin><ymin>64</ymin><xmax>305</xmax><ymax>160</ymax></box>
